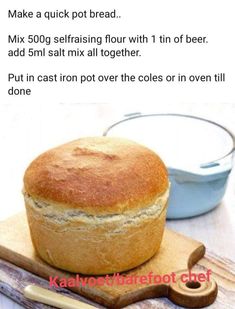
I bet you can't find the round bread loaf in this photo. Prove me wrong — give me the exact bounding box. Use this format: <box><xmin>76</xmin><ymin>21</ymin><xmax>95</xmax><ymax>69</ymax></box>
<box><xmin>23</xmin><ymin>137</ymin><xmax>169</xmax><ymax>274</ymax></box>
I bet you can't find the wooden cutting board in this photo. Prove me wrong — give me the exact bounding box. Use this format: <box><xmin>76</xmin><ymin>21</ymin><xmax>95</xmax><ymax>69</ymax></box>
<box><xmin>0</xmin><ymin>212</ymin><xmax>234</xmax><ymax>308</ymax></box>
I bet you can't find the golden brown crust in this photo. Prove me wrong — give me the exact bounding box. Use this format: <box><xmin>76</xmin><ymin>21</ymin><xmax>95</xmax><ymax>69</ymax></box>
<box><xmin>24</xmin><ymin>137</ymin><xmax>168</xmax><ymax>215</ymax></box>
<box><xmin>25</xmin><ymin>198</ymin><xmax>168</xmax><ymax>274</ymax></box>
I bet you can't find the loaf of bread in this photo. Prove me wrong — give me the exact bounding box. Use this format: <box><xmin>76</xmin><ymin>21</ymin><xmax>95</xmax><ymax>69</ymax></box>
<box><xmin>23</xmin><ymin>137</ymin><xmax>169</xmax><ymax>274</ymax></box>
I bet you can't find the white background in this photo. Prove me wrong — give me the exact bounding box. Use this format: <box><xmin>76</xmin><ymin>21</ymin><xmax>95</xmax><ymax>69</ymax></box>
<box><xmin>1</xmin><ymin>0</ymin><xmax>235</xmax><ymax>105</ymax></box>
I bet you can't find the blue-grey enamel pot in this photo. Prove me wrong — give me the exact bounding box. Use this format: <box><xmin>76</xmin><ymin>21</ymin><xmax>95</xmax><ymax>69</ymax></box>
<box><xmin>103</xmin><ymin>113</ymin><xmax>235</xmax><ymax>219</ymax></box>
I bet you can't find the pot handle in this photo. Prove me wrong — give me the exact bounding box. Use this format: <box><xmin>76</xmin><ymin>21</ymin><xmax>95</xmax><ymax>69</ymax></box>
<box><xmin>168</xmin><ymin>160</ymin><xmax>232</xmax><ymax>182</ymax></box>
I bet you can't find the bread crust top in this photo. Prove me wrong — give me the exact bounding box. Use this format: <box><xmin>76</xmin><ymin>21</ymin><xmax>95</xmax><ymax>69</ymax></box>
<box><xmin>24</xmin><ymin>137</ymin><xmax>168</xmax><ymax>215</ymax></box>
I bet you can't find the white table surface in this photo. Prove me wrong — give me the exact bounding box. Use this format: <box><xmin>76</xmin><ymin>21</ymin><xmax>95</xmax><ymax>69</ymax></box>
<box><xmin>0</xmin><ymin>101</ymin><xmax>235</xmax><ymax>308</ymax></box>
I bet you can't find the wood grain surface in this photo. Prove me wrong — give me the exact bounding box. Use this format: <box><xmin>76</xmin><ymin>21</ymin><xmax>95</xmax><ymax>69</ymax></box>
<box><xmin>0</xmin><ymin>212</ymin><xmax>227</xmax><ymax>308</ymax></box>
<box><xmin>0</xmin><ymin>252</ymin><xmax>235</xmax><ymax>308</ymax></box>
<box><xmin>0</xmin><ymin>258</ymin><xmax>103</xmax><ymax>309</ymax></box>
